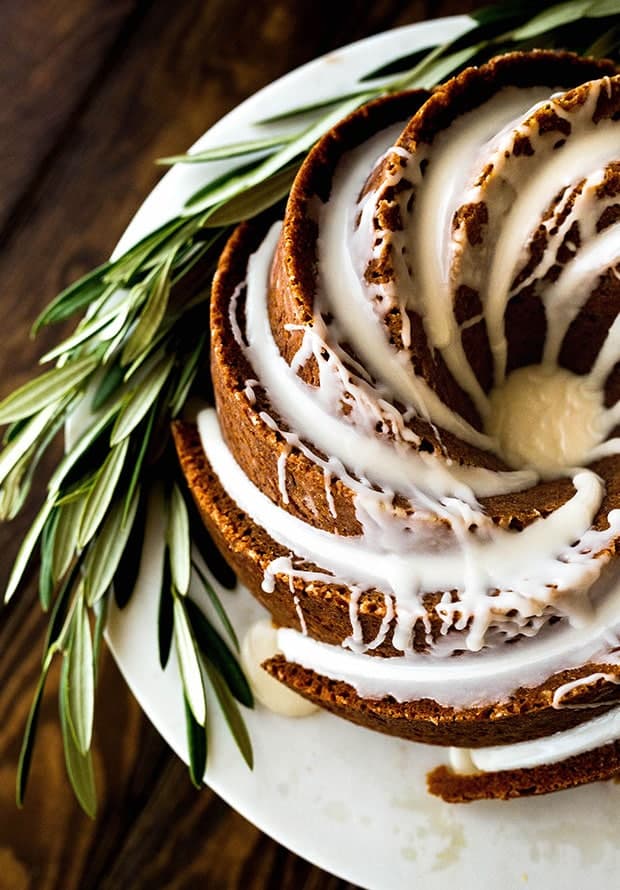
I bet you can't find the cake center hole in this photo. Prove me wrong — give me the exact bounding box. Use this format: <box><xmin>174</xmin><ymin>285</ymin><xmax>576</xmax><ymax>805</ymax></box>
<box><xmin>485</xmin><ymin>365</ymin><xmax>605</xmax><ymax>474</ymax></box>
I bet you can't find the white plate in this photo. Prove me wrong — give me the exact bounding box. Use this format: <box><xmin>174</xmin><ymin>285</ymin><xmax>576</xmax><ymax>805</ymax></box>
<box><xmin>105</xmin><ymin>17</ymin><xmax>620</xmax><ymax>889</ymax></box>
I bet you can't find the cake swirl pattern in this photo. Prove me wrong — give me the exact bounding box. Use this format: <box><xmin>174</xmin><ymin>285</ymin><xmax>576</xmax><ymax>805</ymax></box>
<box><xmin>173</xmin><ymin>52</ymin><xmax>620</xmax><ymax>799</ymax></box>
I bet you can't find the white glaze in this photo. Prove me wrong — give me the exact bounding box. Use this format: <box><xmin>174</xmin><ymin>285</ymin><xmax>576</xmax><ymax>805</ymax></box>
<box><xmin>241</xmin><ymin>619</ymin><xmax>319</xmax><ymax>717</ymax></box>
<box><xmin>199</xmin><ymin>408</ymin><xmax>620</xmax><ymax>656</ymax></box>
<box><xmin>204</xmin><ymin>71</ymin><xmax>620</xmax><ymax>773</ymax></box>
<box><xmin>486</xmin><ymin>365</ymin><xmax>605</xmax><ymax>473</ymax></box>
<box><xmin>552</xmin><ymin>671</ymin><xmax>620</xmax><ymax>709</ymax></box>
<box><xmin>456</xmin><ymin>703</ymin><xmax>620</xmax><ymax>773</ymax></box>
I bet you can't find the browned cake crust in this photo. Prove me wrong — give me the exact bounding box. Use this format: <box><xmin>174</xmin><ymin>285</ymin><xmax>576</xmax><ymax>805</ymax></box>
<box><xmin>175</xmin><ymin>49</ymin><xmax>620</xmax><ymax>800</ymax></box>
<box><xmin>426</xmin><ymin>744</ymin><xmax>620</xmax><ymax>802</ymax></box>
<box><xmin>211</xmin><ymin>60</ymin><xmax>620</xmax><ymax>551</ymax></box>
<box><xmin>209</xmin><ymin>209</ymin><xmax>620</xmax><ymax>655</ymax></box>
<box><xmin>369</xmin><ymin>51</ymin><xmax>619</xmax><ymax>411</ymax></box>
<box><xmin>173</xmin><ymin>419</ymin><xmax>620</xmax><ymax>748</ymax></box>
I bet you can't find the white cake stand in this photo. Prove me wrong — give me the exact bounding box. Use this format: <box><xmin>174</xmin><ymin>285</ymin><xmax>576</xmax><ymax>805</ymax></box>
<box><xmin>105</xmin><ymin>17</ymin><xmax>620</xmax><ymax>889</ymax></box>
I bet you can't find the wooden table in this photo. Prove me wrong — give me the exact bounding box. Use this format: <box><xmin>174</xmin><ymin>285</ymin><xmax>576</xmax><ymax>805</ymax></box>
<box><xmin>0</xmin><ymin>2</ymin><xmax>477</xmax><ymax>887</ymax></box>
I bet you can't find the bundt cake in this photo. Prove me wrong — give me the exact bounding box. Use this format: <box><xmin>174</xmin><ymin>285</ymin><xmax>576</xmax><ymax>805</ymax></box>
<box><xmin>173</xmin><ymin>50</ymin><xmax>620</xmax><ymax>801</ymax></box>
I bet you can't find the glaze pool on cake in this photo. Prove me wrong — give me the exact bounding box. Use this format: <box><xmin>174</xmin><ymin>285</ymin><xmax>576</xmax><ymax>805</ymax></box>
<box><xmin>173</xmin><ymin>51</ymin><xmax>620</xmax><ymax>801</ymax></box>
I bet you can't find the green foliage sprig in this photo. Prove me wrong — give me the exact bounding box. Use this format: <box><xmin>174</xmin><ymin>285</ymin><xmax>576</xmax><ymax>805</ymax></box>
<box><xmin>2</xmin><ymin>0</ymin><xmax>619</xmax><ymax>813</ymax></box>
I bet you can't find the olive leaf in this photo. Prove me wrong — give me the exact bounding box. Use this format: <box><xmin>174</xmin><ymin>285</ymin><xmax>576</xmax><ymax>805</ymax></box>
<box><xmin>77</xmin><ymin>437</ymin><xmax>129</xmax><ymax>548</ymax></box>
<box><xmin>47</xmin><ymin>402</ymin><xmax>120</xmax><ymax>496</ymax></box>
<box><xmin>173</xmin><ymin>595</ymin><xmax>206</xmax><ymax>725</ymax></box>
<box><xmin>167</xmin><ymin>483</ymin><xmax>191</xmax><ymax>596</ymax></box>
<box><xmin>158</xmin><ymin>134</ymin><xmax>289</xmax><ymax>165</ymax></box>
<box><xmin>111</xmin><ymin>353</ymin><xmax>175</xmax><ymax>445</ymax></box>
<box><xmin>204</xmin><ymin>659</ymin><xmax>253</xmax><ymax>769</ymax></box>
<box><xmin>0</xmin><ymin>355</ymin><xmax>99</xmax><ymax>425</ymax></box>
<box><xmin>39</xmin><ymin>507</ymin><xmax>59</xmax><ymax>610</ymax></box>
<box><xmin>32</xmin><ymin>260</ymin><xmax>112</xmax><ymax>332</ymax></box>
<box><xmin>588</xmin><ymin>0</ymin><xmax>620</xmax><ymax>14</ymax></box>
<box><xmin>83</xmin><ymin>489</ymin><xmax>140</xmax><ymax>606</ymax></box>
<box><xmin>0</xmin><ymin>403</ymin><xmax>58</xmax><ymax>489</ymax></box>
<box><xmin>184</xmin><ymin>694</ymin><xmax>207</xmax><ymax>789</ymax></box>
<box><xmin>59</xmin><ymin>656</ymin><xmax>97</xmax><ymax>819</ymax></box>
<box><xmin>65</xmin><ymin>590</ymin><xmax>95</xmax><ymax>755</ymax></box>
<box><xmin>184</xmin><ymin>597</ymin><xmax>253</xmax><ymax>708</ymax></box>
<box><xmin>510</xmin><ymin>1</ymin><xmax>593</xmax><ymax>40</ymax></box>
<box><xmin>158</xmin><ymin>544</ymin><xmax>174</xmax><ymax>669</ymax></box>
<box><xmin>16</xmin><ymin>654</ymin><xmax>52</xmax><ymax>807</ymax></box>
<box><xmin>52</xmin><ymin>495</ymin><xmax>86</xmax><ymax>582</ymax></box>
<box><xmin>184</xmin><ymin>93</ymin><xmax>374</xmax><ymax>216</ymax></box>
<box><xmin>91</xmin><ymin>362</ymin><xmax>125</xmax><ymax>411</ymax></box>
<box><xmin>121</xmin><ymin>256</ymin><xmax>175</xmax><ymax>366</ymax></box>
<box><xmin>169</xmin><ymin>333</ymin><xmax>206</xmax><ymax>418</ymax></box>
<box><xmin>4</xmin><ymin>499</ymin><xmax>55</xmax><ymax>603</ymax></box>
<box><xmin>192</xmin><ymin>559</ymin><xmax>239</xmax><ymax>651</ymax></box>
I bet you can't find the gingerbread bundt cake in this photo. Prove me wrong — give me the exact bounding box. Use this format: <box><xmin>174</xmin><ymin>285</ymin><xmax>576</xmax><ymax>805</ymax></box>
<box><xmin>173</xmin><ymin>51</ymin><xmax>620</xmax><ymax>801</ymax></box>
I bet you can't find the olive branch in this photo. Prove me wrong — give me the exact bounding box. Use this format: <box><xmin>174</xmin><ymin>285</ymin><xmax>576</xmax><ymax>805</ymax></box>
<box><xmin>2</xmin><ymin>0</ymin><xmax>619</xmax><ymax>814</ymax></box>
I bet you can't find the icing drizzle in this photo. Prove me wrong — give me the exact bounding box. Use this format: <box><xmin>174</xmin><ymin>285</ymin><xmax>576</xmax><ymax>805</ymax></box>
<box><xmin>200</xmin><ymin>70</ymin><xmax>620</xmax><ymax>769</ymax></box>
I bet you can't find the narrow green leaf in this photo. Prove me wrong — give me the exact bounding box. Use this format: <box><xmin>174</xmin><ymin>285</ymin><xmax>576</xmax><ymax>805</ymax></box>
<box><xmin>169</xmin><ymin>334</ymin><xmax>206</xmax><ymax>418</ymax></box>
<box><xmin>158</xmin><ymin>134</ymin><xmax>290</xmax><ymax>165</ymax></box>
<box><xmin>184</xmin><ymin>693</ymin><xmax>207</xmax><ymax>788</ymax></box>
<box><xmin>185</xmin><ymin>597</ymin><xmax>252</xmax><ymax>707</ymax></box>
<box><xmin>33</xmin><ymin>261</ymin><xmax>111</xmax><ymax>332</ymax></box>
<box><xmin>66</xmin><ymin>592</ymin><xmax>95</xmax><ymax>754</ymax></box>
<box><xmin>0</xmin><ymin>403</ymin><xmax>58</xmax><ymax>489</ymax></box>
<box><xmin>204</xmin><ymin>659</ymin><xmax>253</xmax><ymax>768</ymax></box>
<box><xmin>84</xmin><ymin>489</ymin><xmax>140</xmax><ymax>606</ymax></box>
<box><xmin>5</xmin><ymin>498</ymin><xmax>55</xmax><ymax>604</ymax></box>
<box><xmin>187</xmin><ymin>497</ymin><xmax>236</xmax><ymax>590</ymax></box>
<box><xmin>158</xmin><ymin>546</ymin><xmax>174</xmax><ymax>669</ymax></box>
<box><xmin>113</xmin><ymin>492</ymin><xmax>147</xmax><ymax>609</ymax></box>
<box><xmin>0</xmin><ymin>356</ymin><xmax>98</xmax><ymax>425</ymax></box>
<box><xmin>53</xmin><ymin>481</ymin><xmax>94</xmax><ymax>507</ymax></box>
<box><xmin>106</xmin><ymin>215</ymin><xmax>187</xmax><ymax>283</ymax></box>
<box><xmin>0</xmin><ymin>408</ymin><xmax>67</xmax><ymax>521</ymax></box>
<box><xmin>110</xmin><ymin>354</ymin><xmax>174</xmax><ymax>446</ymax></box>
<box><xmin>170</xmin><ymin>240</ymin><xmax>214</xmax><ymax>286</ymax></box>
<box><xmin>39</xmin><ymin>508</ymin><xmax>59</xmax><ymax>610</ymax></box>
<box><xmin>16</xmin><ymin>660</ymin><xmax>52</xmax><ymax>807</ymax></box>
<box><xmin>256</xmin><ymin>90</ymin><xmax>370</xmax><ymax>124</ymax></box>
<box><xmin>91</xmin><ymin>362</ymin><xmax>125</xmax><ymax>412</ymax></box>
<box><xmin>77</xmin><ymin>437</ymin><xmax>129</xmax><ymax>548</ymax></box>
<box><xmin>167</xmin><ymin>484</ymin><xmax>191</xmax><ymax>596</ymax></box>
<box><xmin>3</xmin><ymin>417</ymin><xmax>29</xmax><ymax>445</ymax></box>
<box><xmin>48</xmin><ymin>403</ymin><xmax>119</xmax><ymax>495</ymax></box>
<box><xmin>93</xmin><ymin>595</ymin><xmax>109</xmax><ymax>686</ymax></box>
<box><xmin>585</xmin><ymin>25</ymin><xmax>620</xmax><ymax>56</ymax></box>
<box><xmin>471</xmin><ymin>1</ymin><xmax>539</xmax><ymax>25</ymax></box>
<box><xmin>395</xmin><ymin>42</ymin><xmax>487</xmax><ymax>91</ymax></box>
<box><xmin>59</xmin><ymin>657</ymin><xmax>97</xmax><ymax>818</ymax></box>
<box><xmin>0</xmin><ymin>458</ymin><xmax>28</xmax><ymax>521</ymax></box>
<box><xmin>39</xmin><ymin>308</ymin><xmax>120</xmax><ymax>364</ymax></box>
<box><xmin>185</xmin><ymin>93</ymin><xmax>373</xmax><ymax>215</ymax></box>
<box><xmin>359</xmin><ymin>44</ymin><xmax>436</xmax><ymax>81</ymax></box>
<box><xmin>510</xmin><ymin>1</ymin><xmax>592</xmax><ymax>39</ymax></box>
<box><xmin>122</xmin><ymin>409</ymin><xmax>155</xmax><ymax>522</ymax></box>
<box><xmin>122</xmin><ymin>256</ymin><xmax>174</xmax><ymax>366</ymax></box>
<box><xmin>204</xmin><ymin>162</ymin><xmax>299</xmax><ymax>228</ymax></box>
<box><xmin>192</xmin><ymin>559</ymin><xmax>239</xmax><ymax>651</ymax></box>
<box><xmin>587</xmin><ymin>0</ymin><xmax>620</xmax><ymax>16</ymax></box>
<box><xmin>137</xmin><ymin>217</ymin><xmax>204</xmax><ymax>276</ymax></box>
<box><xmin>51</xmin><ymin>495</ymin><xmax>85</xmax><ymax>582</ymax></box>
<box><xmin>44</xmin><ymin>556</ymin><xmax>83</xmax><ymax>657</ymax></box>
<box><xmin>122</xmin><ymin>324</ymin><xmax>171</xmax><ymax>383</ymax></box>
<box><xmin>174</xmin><ymin>596</ymin><xmax>206</xmax><ymax>725</ymax></box>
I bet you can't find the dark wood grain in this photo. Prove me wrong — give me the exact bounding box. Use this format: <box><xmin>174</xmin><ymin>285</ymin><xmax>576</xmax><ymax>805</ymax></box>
<box><xmin>0</xmin><ymin>2</ymin><xmax>478</xmax><ymax>888</ymax></box>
